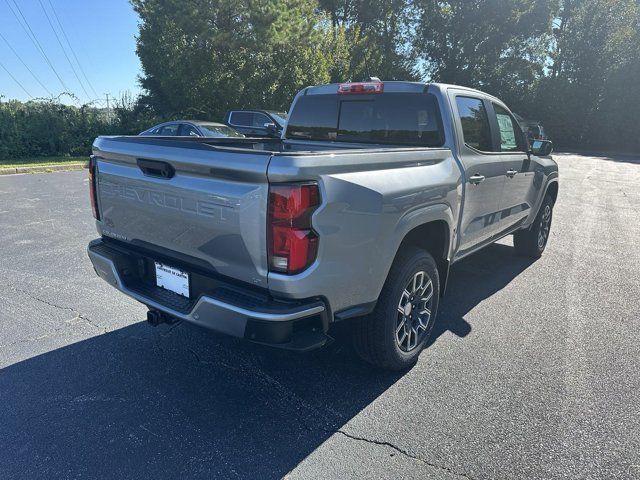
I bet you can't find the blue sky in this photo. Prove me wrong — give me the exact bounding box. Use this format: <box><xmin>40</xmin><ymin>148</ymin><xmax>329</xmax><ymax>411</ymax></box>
<box><xmin>0</xmin><ymin>0</ymin><xmax>140</xmax><ymax>105</ymax></box>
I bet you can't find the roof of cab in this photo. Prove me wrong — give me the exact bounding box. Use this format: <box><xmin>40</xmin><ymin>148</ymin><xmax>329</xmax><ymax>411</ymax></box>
<box><xmin>302</xmin><ymin>81</ymin><xmax>503</xmax><ymax>104</ymax></box>
<box><xmin>302</xmin><ymin>81</ymin><xmax>430</xmax><ymax>95</ymax></box>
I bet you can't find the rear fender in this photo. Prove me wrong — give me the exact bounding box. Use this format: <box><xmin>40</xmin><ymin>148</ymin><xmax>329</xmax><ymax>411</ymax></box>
<box><xmin>387</xmin><ymin>203</ymin><xmax>454</xmax><ymax>296</ymax></box>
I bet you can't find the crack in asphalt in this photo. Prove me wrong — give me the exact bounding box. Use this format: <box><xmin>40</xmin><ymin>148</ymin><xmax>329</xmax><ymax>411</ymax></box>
<box><xmin>6</xmin><ymin>279</ymin><xmax>478</xmax><ymax>479</ymax></box>
<box><xmin>7</xmin><ymin>281</ymin><xmax>478</xmax><ymax>479</ymax></box>
<box><xmin>187</xmin><ymin>345</ymin><xmax>341</xmax><ymax>423</ymax></box>
<box><xmin>187</xmin><ymin>345</ymin><xmax>477</xmax><ymax>479</ymax></box>
<box><xmin>160</xmin><ymin>320</ymin><xmax>183</xmax><ymax>337</ymax></box>
<box><xmin>0</xmin><ymin>327</ymin><xmax>69</xmax><ymax>349</ymax></box>
<box><xmin>4</xmin><ymin>285</ymin><xmax>108</xmax><ymax>335</ymax></box>
<box><xmin>335</xmin><ymin>430</ymin><xmax>478</xmax><ymax>480</ymax></box>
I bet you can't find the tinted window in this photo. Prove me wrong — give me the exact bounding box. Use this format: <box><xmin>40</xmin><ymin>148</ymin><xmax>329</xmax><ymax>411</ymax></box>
<box><xmin>251</xmin><ymin>112</ymin><xmax>270</xmax><ymax>127</ymax></box>
<box><xmin>181</xmin><ymin>124</ymin><xmax>200</xmax><ymax>136</ymax></box>
<box><xmin>286</xmin><ymin>93</ymin><xmax>444</xmax><ymax>147</ymax></box>
<box><xmin>230</xmin><ymin>112</ymin><xmax>272</xmax><ymax>128</ymax></box>
<box><xmin>455</xmin><ymin>97</ymin><xmax>492</xmax><ymax>151</ymax></box>
<box><xmin>493</xmin><ymin>104</ymin><xmax>522</xmax><ymax>152</ymax></box>
<box><xmin>230</xmin><ymin>112</ymin><xmax>253</xmax><ymax>126</ymax></box>
<box><xmin>285</xmin><ymin>95</ymin><xmax>338</xmax><ymax>141</ymax></box>
<box><xmin>158</xmin><ymin>124</ymin><xmax>179</xmax><ymax>136</ymax></box>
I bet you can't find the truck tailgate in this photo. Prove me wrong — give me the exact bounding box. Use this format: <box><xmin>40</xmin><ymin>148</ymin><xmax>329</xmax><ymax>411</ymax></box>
<box><xmin>92</xmin><ymin>137</ymin><xmax>271</xmax><ymax>288</ymax></box>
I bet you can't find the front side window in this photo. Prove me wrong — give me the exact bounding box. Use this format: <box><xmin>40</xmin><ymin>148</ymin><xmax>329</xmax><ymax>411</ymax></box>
<box><xmin>251</xmin><ymin>112</ymin><xmax>271</xmax><ymax>127</ymax></box>
<box><xmin>455</xmin><ymin>96</ymin><xmax>493</xmax><ymax>151</ymax></box>
<box><xmin>493</xmin><ymin>104</ymin><xmax>522</xmax><ymax>152</ymax></box>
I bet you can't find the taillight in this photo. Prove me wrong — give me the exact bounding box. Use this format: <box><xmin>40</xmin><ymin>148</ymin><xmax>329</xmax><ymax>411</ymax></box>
<box><xmin>88</xmin><ymin>155</ymin><xmax>100</xmax><ymax>220</ymax></box>
<box><xmin>268</xmin><ymin>183</ymin><xmax>320</xmax><ymax>274</ymax></box>
<box><xmin>338</xmin><ymin>81</ymin><xmax>384</xmax><ymax>95</ymax></box>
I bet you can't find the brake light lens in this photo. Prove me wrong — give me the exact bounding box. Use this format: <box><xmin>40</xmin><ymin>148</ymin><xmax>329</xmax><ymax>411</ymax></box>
<box><xmin>268</xmin><ymin>183</ymin><xmax>320</xmax><ymax>274</ymax></box>
<box><xmin>88</xmin><ymin>155</ymin><xmax>100</xmax><ymax>220</ymax></box>
<box><xmin>338</xmin><ymin>81</ymin><xmax>384</xmax><ymax>95</ymax></box>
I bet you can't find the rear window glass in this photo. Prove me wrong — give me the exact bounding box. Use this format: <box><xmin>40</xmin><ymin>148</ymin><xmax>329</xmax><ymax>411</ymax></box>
<box><xmin>285</xmin><ymin>93</ymin><xmax>444</xmax><ymax>147</ymax></box>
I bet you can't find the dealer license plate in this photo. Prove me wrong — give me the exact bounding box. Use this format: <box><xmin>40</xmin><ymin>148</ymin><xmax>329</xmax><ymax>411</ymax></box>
<box><xmin>154</xmin><ymin>262</ymin><xmax>190</xmax><ymax>298</ymax></box>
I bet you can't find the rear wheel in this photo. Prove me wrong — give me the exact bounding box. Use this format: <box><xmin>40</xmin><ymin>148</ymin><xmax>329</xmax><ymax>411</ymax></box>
<box><xmin>514</xmin><ymin>194</ymin><xmax>553</xmax><ymax>258</ymax></box>
<box><xmin>353</xmin><ymin>248</ymin><xmax>439</xmax><ymax>370</ymax></box>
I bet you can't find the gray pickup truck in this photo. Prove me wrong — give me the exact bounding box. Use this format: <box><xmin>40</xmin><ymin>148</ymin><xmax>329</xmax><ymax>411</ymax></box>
<box><xmin>87</xmin><ymin>80</ymin><xmax>558</xmax><ymax>370</ymax></box>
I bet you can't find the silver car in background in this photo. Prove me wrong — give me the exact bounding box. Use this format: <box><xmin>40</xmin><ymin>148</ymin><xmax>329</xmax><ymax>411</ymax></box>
<box><xmin>140</xmin><ymin>120</ymin><xmax>245</xmax><ymax>138</ymax></box>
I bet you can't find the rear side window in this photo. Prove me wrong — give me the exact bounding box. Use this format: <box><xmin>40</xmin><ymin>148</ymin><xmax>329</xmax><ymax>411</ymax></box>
<box><xmin>286</xmin><ymin>93</ymin><xmax>444</xmax><ymax>147</ymax></box>
<box><xmin>230</xmin><ymin>111</ymin><xmax>271</xmax><ymax>127</ymax></box>
<box><xmin>229</xmin><ymin>111</ymin><xmax>253</xmax><ymax>126</ymax></box>
<box><xmin>455</xmin><ymin>97</ymin><xmax>492</xmax><ymax>151</ymax></box>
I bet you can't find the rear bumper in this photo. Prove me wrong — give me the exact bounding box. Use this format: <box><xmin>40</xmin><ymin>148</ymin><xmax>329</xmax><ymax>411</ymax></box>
<box><xmin>87</xmin><ymin>239</ymin><xmax>330</xmax><ymax>351</ymax></box>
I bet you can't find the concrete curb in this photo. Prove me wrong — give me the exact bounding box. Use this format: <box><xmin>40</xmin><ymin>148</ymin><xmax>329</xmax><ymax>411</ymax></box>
<box><xmin>0</xmin><ymin>163</ymin><xmax>86</xmax><ymax>176</ymax></box>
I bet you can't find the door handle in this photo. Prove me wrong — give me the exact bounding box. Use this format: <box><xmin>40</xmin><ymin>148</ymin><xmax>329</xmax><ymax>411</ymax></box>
<box><xmin>469</xmin><ymin>174</ymin><xmax>485</xmax><ymax>185</ymax></box>
<box><xmin>506</xmin><ymin>169</ymin><xmax>518</xmax><ymax>178</ymax></box>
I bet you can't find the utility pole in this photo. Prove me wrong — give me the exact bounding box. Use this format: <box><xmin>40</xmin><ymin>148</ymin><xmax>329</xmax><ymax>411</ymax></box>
<box><xmin>104</xmin><ymin>93</ymin><xmax>110</xmax><ymax>122</ymax></box>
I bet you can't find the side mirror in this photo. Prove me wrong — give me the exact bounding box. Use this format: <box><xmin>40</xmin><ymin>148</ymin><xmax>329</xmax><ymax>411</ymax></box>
<box><xmin>530</xmin><ymin>139</ymin><xmax>553</xmax><ymax>156</ymax></box>
<box><xmin>263</xmin><ymin>122</ymin><xmax>279</xmax><ymax>137</ymax></box>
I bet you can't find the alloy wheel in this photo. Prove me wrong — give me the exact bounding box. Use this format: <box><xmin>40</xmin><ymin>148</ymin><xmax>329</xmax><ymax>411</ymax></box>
<box><xmin>537</xmin><ymin>204</ymin><xmax>552</xmax><ymax>249</ymax></box>
<box><xmin>396</xmin><ymin>271</ymin><xmax>434</xmax><ymax>352</ymax></box>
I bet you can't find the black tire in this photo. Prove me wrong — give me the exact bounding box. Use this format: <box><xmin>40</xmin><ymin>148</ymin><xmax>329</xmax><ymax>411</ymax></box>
<box><xmin>514</xmin><ymin>193</ymin><xmax>554</xmax><ymax>258</ymax></box>
<box><xmin>353</xmin><ymin>247</ymin><xmax>440</xmax><ymax>371</ymax></box>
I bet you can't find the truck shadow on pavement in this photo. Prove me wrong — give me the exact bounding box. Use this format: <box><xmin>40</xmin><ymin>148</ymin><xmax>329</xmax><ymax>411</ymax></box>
<box><xmin>0</xmin><ymin>243</ymin><xmax>535</xmax><ymax>480</ymax></box>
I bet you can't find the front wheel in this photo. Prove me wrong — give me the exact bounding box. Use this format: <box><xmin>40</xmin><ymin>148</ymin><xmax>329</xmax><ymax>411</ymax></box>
<box><xmin>353</xmin><ymin>248</ymin><xmax>440</xmax><ymax>370</ymax></box>
<box><xmin>514</xmin><ymin>194</ymin><xmax>554</xmax><ymax>258</ymax></box>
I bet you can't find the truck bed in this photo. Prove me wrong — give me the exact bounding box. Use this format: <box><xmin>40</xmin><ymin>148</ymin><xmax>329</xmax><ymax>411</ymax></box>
<box><xmin>92</xmin><ymin>135</ymin><xmax>455</xmax><ymax>295</ymax></box>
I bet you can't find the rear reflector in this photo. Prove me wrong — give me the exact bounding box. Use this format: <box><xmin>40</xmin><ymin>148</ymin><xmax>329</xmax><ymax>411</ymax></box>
<box><xmin>268</xmin><ymin>183</ymin><xmax>320</xmax><ymax>274</ymax></box>
<box><xmin>88</xmin><ymin>155</ymin><xmax>100</xmax><ymax>220</ymax></box>
<box><xmin>338</xmin><ymin>81</ymin><xmax>384</xmax><ymax>95</ymax></box>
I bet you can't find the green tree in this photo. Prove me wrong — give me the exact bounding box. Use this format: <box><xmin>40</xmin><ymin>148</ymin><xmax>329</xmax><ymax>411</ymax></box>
<box><xmin>540</xmin><ymin>0</ymin><xmax>640</xmax><ymax>149</ymax></box>
<box><xmin>318</xmin><ymin>0</ymin><xmax>419</xmax><ymax>81</ymax></box>
<box><xmin>414</xmin><ymin>0</ymin><xmax>558</xmax><ymax>105</ymax></box>
<box><xmin>132</xmin><ymin>0</ymin><xmax>333</xmax><ymax>119</ymax></box>
<box><xmin>0</xmin><ymin>95</ymin><xmax>147</xmax><ymax>160</ymax></box>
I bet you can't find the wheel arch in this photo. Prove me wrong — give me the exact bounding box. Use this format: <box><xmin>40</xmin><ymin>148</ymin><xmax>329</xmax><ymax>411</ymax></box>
<box><xmin>523</xmin><ymin>177</ymin><xmax>559</xmax><ymax>230</ymax></box>
<box><xmin>396</xmin><ymin>220</ymin><xmax>451</xmax><ymax>297</ymax></box>
<box><xmin>389</xmin><ymin>203</ymin><xmax>454</xmax><ymax>298</ymax></box>
<box><xmin>546</xmin><ymin>180</ymin><xmax>559</xmax><ymax>205</ymax></box>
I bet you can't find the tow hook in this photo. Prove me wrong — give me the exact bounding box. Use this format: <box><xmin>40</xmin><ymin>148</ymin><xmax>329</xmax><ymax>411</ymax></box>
<box><xmin>146</xmin><ymin>309</ymin><xmax>178</xmax><ymax>327</ymax></box>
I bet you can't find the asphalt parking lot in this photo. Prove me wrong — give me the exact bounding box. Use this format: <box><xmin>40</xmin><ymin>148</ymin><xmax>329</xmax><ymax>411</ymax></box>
<box><xmin>1</xmin><ymin>152</ymin><xmax>639</xmax><ymax>480</ymax></box>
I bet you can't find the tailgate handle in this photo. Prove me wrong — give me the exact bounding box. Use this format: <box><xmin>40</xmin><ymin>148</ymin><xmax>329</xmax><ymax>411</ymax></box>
<box><xmin>137</xmin><ymin>159</ymin><xmax>175</xmax><ymax>179</ymax></box>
